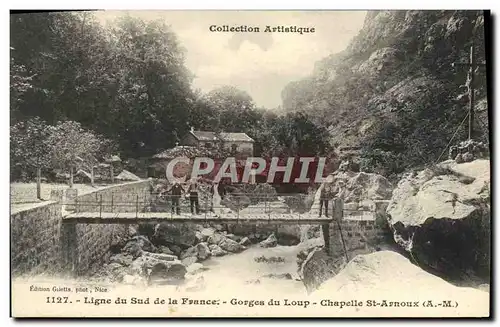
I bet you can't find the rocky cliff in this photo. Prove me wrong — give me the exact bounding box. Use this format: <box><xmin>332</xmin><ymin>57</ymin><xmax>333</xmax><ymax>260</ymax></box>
<box><xmin>386</xmin><ymin>159</ymin><xmax>490</xmax><ymax>284</ymax></box>
<box><xmin>281</xmin><ymin>10</ymin><xmax>489</xmax><ymax>176</ymax></box>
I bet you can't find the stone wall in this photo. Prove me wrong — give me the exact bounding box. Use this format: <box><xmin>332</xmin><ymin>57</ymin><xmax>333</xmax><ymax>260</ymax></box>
<box><xmin>11</xmin><ymin>201</ymin><xmax>65</xmax><ymax>276</ymax></box>
<box><xmin>75</xmin><ymin>180</ymin><xmax>152</xmax><ymax>213</ymax></box>
<box><xmin>325</xmin><ymin>206</ymin><xmax>391</xmax><ymax>258</ymax></box>
<box><xmin>11</xmin><ymin>180</ymin><xmax>151</xmax><ymax>277</ymax></box>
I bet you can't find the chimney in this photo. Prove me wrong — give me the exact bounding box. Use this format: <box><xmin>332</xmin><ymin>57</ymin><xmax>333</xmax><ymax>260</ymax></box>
<box><xmin>190</xmin><ymin>126</ymin><xmax>194</xmax><ymax>133</ymax></box>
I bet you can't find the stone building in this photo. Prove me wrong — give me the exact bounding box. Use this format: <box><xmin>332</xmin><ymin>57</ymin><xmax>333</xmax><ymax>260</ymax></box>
<box><xmin>182</xmin><ymin>128</ymin><xmax>254</xmax><ymax>159</ymax></box>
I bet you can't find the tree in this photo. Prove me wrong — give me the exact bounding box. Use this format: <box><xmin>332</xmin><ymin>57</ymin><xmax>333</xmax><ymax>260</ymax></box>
<box><xmin>202</xmin><ymin>86</ymin><xmax>259</xmax><ymax>132</ymax></box>
<box><xmin>108</xmin><ymin>15</ymin><xmax>196</xmax><ymax>157</ymax></box>
<box><xmin>10</xmin><ymin>117</ymin><xmax>52</xmax><ymax>198</ymax></box>
<box><xmin>47</xmin><ymin>121</ymin><xmax>111</xmax><ymax>187</ymax></box>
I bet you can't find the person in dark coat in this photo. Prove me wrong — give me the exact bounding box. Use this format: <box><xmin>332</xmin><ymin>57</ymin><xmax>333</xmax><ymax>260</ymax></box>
<box><xmin>167</xmin><ymin>182</ymin><xmax>184</xmax><ymax>215</ymax></box>
<box><xmin>217</xmin><ymin>180</ymin><xmax>227</xmax><ymax>200</ymax></box>
<box><xmin>319</xmin><ymin>184</ymin><xmax>333</xmax><ymax>217</ymax></box>
<box><xmin>187</xmin><ymin>180</ymin><xmax>200</xmax><ymax>215</ymax></box>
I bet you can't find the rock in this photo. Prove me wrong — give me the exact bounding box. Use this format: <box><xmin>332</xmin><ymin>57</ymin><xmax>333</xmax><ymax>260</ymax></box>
<box><xmin>123</xmin><ymin>235</ymin><xmax>156</xmax><ymax>256</ymax></box>
<box><xmin>225</xmin><ymin>233</ymin><xmax>242</xmax><ymax>242</ymax></box>
<box><xmin>219</xmin><ymin>238</ymin><xmax>246</xmax><ymax>253</ymax></box>
<box><xmin>239</xmin><ymin>237</ymin><xmax>251</xmax><ymax>246</ymax></box>
<box><xmin>153</xmin><ymin>223</ymin><xmax>197</xmax><ymax>248</ymax></box>
<box><xmin>300</xmin><ymin>225</ymin><xmax>321</xmax><ymax>241</ymax></box>
<box><xmin>313</xmin><ymin>251</ymin><xmax>488</xmax><ymax>313</ymax></box>
<box><xmin>142</xmin><ymin>251</ymin><xmax>177</xmax><ymax>261</ymax></box>
<box><xmin>148</xmin><ymin>261</ymin><xmax>187</xmax><ymax>285</ymax></box>
<box><xmin>196</xmin><ymin>242</ymin><xmax>211</xmax><ymax>261</ymax></box>
<box><xmin>259</xmin><ymin>233</ymin><xmax>278</xmax><ymax>248</ymax></box>
<box><xmin>275</xmin><ymin>226</ymin><xmax>301</xmax><ymax>246</ymax></box>
<box><xmin>181</xmin><ymin>256</ymin><xmax>198</xmax><ymax>266</ymax></box>
<box><xmin>210</xmin><ymin>245</ymin><xmax>228</xmax><ymax>257</ymax></box>
<box><xmin>128</xmin><ymin>226</ymin><xmax>139</xmax><ymax>237</ymax></box>
<box><xmin>200</xmin><ymin>228</ymin><xmax>215</xmax><ymax>240</ymax></box>
<box><xmin>109</xmin><ymin>254</ymin><xmax>134</xmax><ymax>267</ymax></box>
<box><xmin>207</xmin><ymin>233</ymin><xmax>225</xmax><ymax>245</ymax></box>
<box><xmin>195</xmin><ymin>231</ymin><xmax>204</xmax><ymax>244</ymax></box>
<box><xmin>463</xmin><ymin>152</ymin><xmax>474</xmax><ymax>162</ymax></box>
<box><xmin>180</xmin><ymin>246</ymin><xmax>198</xmax><ymax>260</ymax></box>
<box><xmin>300</xmin><ymin>248</ymin><xmax>346</xmax><ymax>293</ymax></box>
<box><xmin>169</xmin><ymin>244</ymin><xmax>183</xmax><ymax>257</ymax></box>
<box><xmin>180</xmin><ymin>242</ymin><xmax>211</xmax><ymax>261</ymax></box>
<box><xmin>387</xmin><ymin>160</ymin><xmax>491</xmax><ymax>281</ymax></box>
<box><xmin>186</xmin><ymin>263</ymin><xmax>205</xmax><ymax>275</ymax></box>
<box><xmin>133</xmin><ymin>235</ymin><xmax>156</xmax><ymax>251</ymax></box>
<box><xmin>157</xmin><ymin>245</ymin><xmax>174</xmax><ymax>255</ymax></box>
<box><xmin>213</xmin><ymin>224</ymin><xmax>225</xmax><ymax>232</ymax></box>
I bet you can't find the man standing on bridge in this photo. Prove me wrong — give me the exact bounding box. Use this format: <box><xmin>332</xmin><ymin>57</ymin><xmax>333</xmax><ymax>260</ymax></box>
<box><xmin>319</xmin><ymin>184</ymin><xmax>332</xmax><ymax>217</ymax></box>
<box><xmin>188</xmin><ymin>179</ymin><xmax>200</xmax><ymax>215</ymax></box>
<box><xmin>168</xmin><ymin>182</ymin><xmax>184</xmax><ymax>215</ymax></box>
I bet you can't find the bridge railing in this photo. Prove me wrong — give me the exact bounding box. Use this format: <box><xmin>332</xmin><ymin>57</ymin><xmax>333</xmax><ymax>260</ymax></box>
<box><xmin>63</xmin><ymin>192</ymin><xmax>381</xmax><ymax>222</ymax></box>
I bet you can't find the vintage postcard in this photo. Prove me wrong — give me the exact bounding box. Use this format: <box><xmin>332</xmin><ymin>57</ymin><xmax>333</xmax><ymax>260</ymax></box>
<box><xmin>10</xmin><ymin>9</ymin><xmax>491</xmax><ymax>318</ymax></box>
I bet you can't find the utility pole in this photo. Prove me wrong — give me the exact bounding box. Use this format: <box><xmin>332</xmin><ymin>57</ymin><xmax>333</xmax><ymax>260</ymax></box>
<box><xmin>452</xmin><ymin>42</ymin><xmax>486</xmax><ymax>140</ymax></box>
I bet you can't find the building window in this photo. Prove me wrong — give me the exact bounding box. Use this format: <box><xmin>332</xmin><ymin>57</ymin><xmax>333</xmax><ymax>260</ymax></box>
<box><xmin>205</xmin><ymin>142</ymin><xmax>212</xmax><ymax>148</ymax></box>
<box><xmin>231</xmin><ymin>144</ymin><xmax>238</xmax><ymax>153</ymax></box>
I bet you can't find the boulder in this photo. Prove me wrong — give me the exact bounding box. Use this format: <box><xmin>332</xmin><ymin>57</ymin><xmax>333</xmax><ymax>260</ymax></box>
<box><xmin>225</xmin><ymin>233</ymin><xmax>242</xmax><ymax>242</ymax></box>
<box><xmin>153</xmin><ymin>223</ymin><xmax>197</xmax><ymax>248</ymax></box>
<box><xmin>208</xmin><ymin>233</ymin><xmax>225</xmax><ymax>245</ymax></box>
<box><xmin>239</xmin><ymin>237</ymin><xmax>251</xmax><ymax>246</ymax></box>
<box><xmin>179</xmin><ymin>242</ymin><xmax>212</xmax><ymax>261</ymax></box>
<box><xmin>200</xmin><ymin>228</ymin><xmax>215</xmax><ymax>240</ymax></box>
<box><xmin>128</xmin><ymin>226</ymin><xmax>139</xmax><ymax>237</ymax></box>
<box><xmin>299</xmin><ymin>248</ymin><xmax>346</xmax><ymax>293</ymax></box>
<box><xmin>196</xmin><ymin>242</ymin><xmax>211</xmax><ymax>261</ymax></box>
<box><xmin>387</xmin><ymin>160</ymin><xmax>491</xmax><ymax>282</ymax></box>
<box><xmin>259</xmin><ymin>233</ymin><xmax>278</xmax><ymax>248</ymax></box>
<box><xmin>157</xmin><ymin>245</ymin><xmax>174</xmax><ymax>255</ymax></box>
<box><xmin>312</xmin><ymin>251</ymin><xmax>489</xmax><ymax>315</ymax></box>
<box><xmin>109</xmin><ymin>254</ymin><xmax>134</xmax><ymax>267</ymax></box>
<box><xmin>122</xmin><ymin>235</ymin><xmax>156</xmax><ymax>258</ymax></box>
<box><xmin>142</xmin><ymin>251</ymin><xmax>177</xmax><ymax>262</ymax></box>
<box><xmin>195</xmin><ymin>231</ymin><xmax>204</xmax><ymax>244</ymax></box>
<box><xmin>219</xmin><ymin>238</ymin><xmax>246</xmax><ymax>253</ymax></box>
<box><xmin>275</xmin><ymin>225</ymin><xmax>301</xmax><ymax>246</ymax></box>
<box><xmin>209</xmin><ymin>244</ymin><xmax>228</xmax><ymax>257</ymax></box>
<box><xmin>148</xmin><ymin>261</ymin><xmax>187</xmax><ymax>285</ymax></box>
<box><xmin>169</xmin><ymin>244</ymin><xmax>183</xmax><ymax>257</ymax></box>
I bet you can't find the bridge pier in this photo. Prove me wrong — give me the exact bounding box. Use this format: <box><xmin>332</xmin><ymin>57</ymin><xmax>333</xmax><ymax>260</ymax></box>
<box><xmin>323</xmin><ymin>198</ymin><xmax>345</xmax><ymax>258</ymax></box>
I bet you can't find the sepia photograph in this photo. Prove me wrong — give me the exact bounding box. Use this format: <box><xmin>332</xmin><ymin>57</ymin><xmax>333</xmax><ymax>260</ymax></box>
<box><xmin>9</xmin><ymin>9</ymin><xmax>491</xmax><ymax>318</ymax></box>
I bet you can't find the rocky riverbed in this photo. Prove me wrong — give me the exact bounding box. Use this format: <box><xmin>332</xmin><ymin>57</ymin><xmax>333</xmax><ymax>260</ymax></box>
<box><xmin>92</xmin><ymin>221</ymin><xmax>324</xmax><ymax>295</ymax></box>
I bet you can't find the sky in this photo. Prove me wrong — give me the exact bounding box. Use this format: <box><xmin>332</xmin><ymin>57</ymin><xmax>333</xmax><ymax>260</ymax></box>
<box><xmin>95</xmin><ymin>10</ymin><xmax>367</xmax><ymax>109</ymax></box>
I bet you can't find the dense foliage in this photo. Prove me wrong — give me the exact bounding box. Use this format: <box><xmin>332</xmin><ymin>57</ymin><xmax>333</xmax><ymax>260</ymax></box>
<box><xmin>10</xmin><ymin>12</ymin><xmax>333</xmax><ymax>182</ymax></box>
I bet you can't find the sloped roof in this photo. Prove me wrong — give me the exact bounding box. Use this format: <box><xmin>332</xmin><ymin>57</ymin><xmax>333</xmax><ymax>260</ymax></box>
<box><xmin>190</xmin><ymin>131</ymin><xmax>254</xmax><ymax>142</ymax></box>
<box><xmin>219</xmin><ymin>132</ymin><xmax>254</xmax><ymax>142</ymax></box>
<box><xmin>152</xmin><ymin>146</ymin><xmax>220</xmax><ymax>160</ymax></box>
